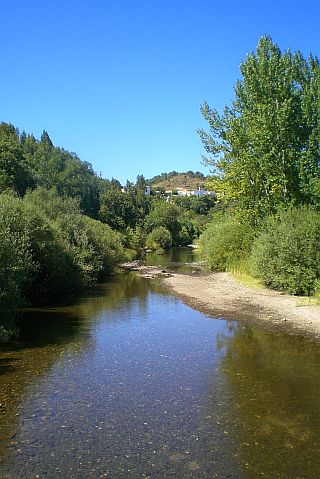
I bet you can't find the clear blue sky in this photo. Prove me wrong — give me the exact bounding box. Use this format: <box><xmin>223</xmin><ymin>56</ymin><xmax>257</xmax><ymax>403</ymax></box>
<box><xmin>1</xmin><ymin>0</ymin><xmax>319</xmax><ymax>184</ymax></box>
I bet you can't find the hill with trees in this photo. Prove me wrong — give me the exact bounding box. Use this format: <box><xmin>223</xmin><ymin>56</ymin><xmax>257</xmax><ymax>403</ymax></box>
<box><xmin>147</xmin><ymin>170</ymin><xmax>207</xmax><ymax>191</ymax></box>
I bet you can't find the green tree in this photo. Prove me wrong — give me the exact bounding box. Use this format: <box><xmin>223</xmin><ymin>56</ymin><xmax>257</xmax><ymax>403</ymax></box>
<box><xmin>40</xmin><ymin>130</ymin><xmax>54</xmax><ymax>149</ymax></box>
<box><xmin>0</xmin><ymin>193</ymin><xmax>35</xmax><ymax>320</ymax></box>
<box><xmin>99</xmin><ymin>184</ymin><xmax>151</xmax><ymax>231</ymax></box>
<box><xmin>99</xmin><ymin>188</ymin><xmax>137</xmax><ymax>230</ymax></box>
<box><xmin>146</xmin><ymin>226</ymin><xmax>172</xmax><ymax>250</ymax></box>
<box><xmin>144</xmin><ymin>201</ymin><xmax>181</xmax><ymax>242</ymax></box>
<box><xmin>250</xmin><ymin>207</ymin><xmax>320</xmax><ymax>295</ymax></box>
<box><xmin>56</xmin><ymin>156</ymin><xmax>100</xmax><ymax>218</ymax></box>
<box><xmin>198</xmin><ymin>36</ymin><xmax>320</xmax><ymax>218</ymax></box>
<box><xmin>0</xmin><ymin>123</ymin><xmax>34</xmax><ymax>194</ymax></box>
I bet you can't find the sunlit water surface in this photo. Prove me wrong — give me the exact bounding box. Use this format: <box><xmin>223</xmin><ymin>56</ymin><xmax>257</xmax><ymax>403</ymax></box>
<box><xmin>1</xmin><ymin>249</ymin><xmax>320</xmax><ymax>478</ymax></box>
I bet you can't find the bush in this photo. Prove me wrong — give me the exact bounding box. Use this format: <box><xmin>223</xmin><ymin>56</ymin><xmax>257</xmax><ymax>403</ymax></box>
<box><xmin>0</xmin><ymin>189</ymin><xmax>126</xmax><ymax>337</ymax></box>
<box><xmin>24</xmin><ymin>188</ymin><xmax>125</xmax><ymax>288</ymax></box>
<box><xmin>199</xmin><ymin>214</ymin><xmax>255</xmax><ymax>271</ymax></box>
<box><xmin>81</xmin><ymin>216</ymin><xmax>125</xmax><ymax>279</ymax></box>
<box><xmin>146</xmin><ymin>227</ymin><xmax>172</xmax><ymax>250</ymax></box>
<box><xmin>250</xmin><ymin>207</ymin><xmax>320</xmax><ymax>295</ymax></box>
<box><xmin>0</xmin><ymin>194</ymin><xmax>35</xmax><ymax>326</ymax></box>
<box><xmin>144</xmin><ymin>202</ymin><xmax>180</xmax><ymax>243</ymax></box>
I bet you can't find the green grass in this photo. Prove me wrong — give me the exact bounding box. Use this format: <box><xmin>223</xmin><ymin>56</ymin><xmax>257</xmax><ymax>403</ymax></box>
<box><xmin>227</xmin><ymin>259</ymin><xmax>264</xmax><ymax>289</ymax></box>
<box><xmin>297</xmin><ymin>281</ymin><xmax>320</xmax><ymax>306</ymax></box>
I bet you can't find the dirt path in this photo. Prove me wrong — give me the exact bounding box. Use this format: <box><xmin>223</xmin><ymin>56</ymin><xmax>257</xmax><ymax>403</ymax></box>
<box><xmin>163</xmin><ymin>272</ymin><xmax>320</xmax><ymax>341</ymax></box>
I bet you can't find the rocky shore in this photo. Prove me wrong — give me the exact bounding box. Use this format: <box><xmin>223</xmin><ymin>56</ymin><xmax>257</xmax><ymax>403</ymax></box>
<box><xmin>119</xmin><ymin>261</ymin><xmax>173</xmax><ymax>279</ymax></box>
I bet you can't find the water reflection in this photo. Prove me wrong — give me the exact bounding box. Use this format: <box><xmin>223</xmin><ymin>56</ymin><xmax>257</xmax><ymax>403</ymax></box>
<box><xmin>16</xmin><ymin>272</ymin><xmax>165</xmax><ymax>348</ymax></box>
<box><xmin>0</xmin><ymin>277</ymin><xmax>230</xmax><ymax>478</ymax></box>
<box><xmin>217</xmin><ymin>325</ymin><xmax>320</xmax><ymax>478</ymax></box>
<box><xmin>145</xmin><ymin>247</ymin><xmax>202</xmax><ymax>274</ymax></box>
<box><xmin>1</xmin><ymin>263</ymin><xmax>320</xmax><ymax>478</ymax></box>
<box><xmin>0</xmin><ymin>273</ymin><xmax>169</xmax><ymax>474</ymax></box>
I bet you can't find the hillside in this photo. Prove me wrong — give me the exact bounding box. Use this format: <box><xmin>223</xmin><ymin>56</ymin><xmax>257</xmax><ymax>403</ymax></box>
<box><xmin>147</xmin><ymin>171</ymin><xmax>207</xmax><ymax>191</ymax></box>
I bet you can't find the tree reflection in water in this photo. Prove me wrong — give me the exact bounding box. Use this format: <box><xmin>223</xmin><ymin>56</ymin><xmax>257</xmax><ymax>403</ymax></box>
<box><xmin>0</xmin><ymin>272</ymin><xmax>168</xmax><ymax>467</ymax></box>
<box><xmin>215</xmin><ymin>324</ymin><xmax>320</xmax><ymax>478</ymax></box>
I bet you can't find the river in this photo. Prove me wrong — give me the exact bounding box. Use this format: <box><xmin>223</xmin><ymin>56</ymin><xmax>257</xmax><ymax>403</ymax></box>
<box><xmin>1</xmin><ymin>248</ymin><xmax>320</xmax><ymax>478</ymax></box>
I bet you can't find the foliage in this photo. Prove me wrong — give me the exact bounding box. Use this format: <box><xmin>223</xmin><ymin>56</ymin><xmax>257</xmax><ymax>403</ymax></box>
<box><xmin>0</xmin><ymin>193</ymin><xmax>35</xmax><ymax>323</ymax></box>
<box><xmin>81</xmin><ymin>216</ymin><xmax>124</xmax><ymax>279</ymax></box>
<box><xmin>23</xmin><ymin>189</ymin><xmax>124</xmax><ymax>289</ymax></box>
<box><xmin>122</xmin><ymin>226</ymin><xmax>146</xmax><ymax>252</ymax></box>
<box><xmin>146</xmin><ymin>227</ymin><xmax>172</xmax><ymax>250</ymax></box>
<box><xmin>0</xmin><ymin>123</ymin><xmax>34</xmax><ymax>195</ymax></box>
<box><xmin>176</xmin><ymin>215</ymin><xmax>199</xmax><ymax>245</ymax></box>
<box><xmin>147</xmin><ymin>170</ymin><xmax>205</xmax><ymax>186</ymax></box>
<box><xmin>144</xmin><ymin>201</ymin><xmax>181</xmax><ymax>243</ymax></box>
<box><xmin>199</xmin><ymin>36</ymin><xmax>320</xmax><ymax>217</ymax></box>
<box><xmin>173</xmin><ymin>194</ymin><xmax>216</xmax><ymax>215</ymax></box>
<box><xmin>0</xmin><ymin>189</ymin><xmax>125</xmax><ymax>339</ymax></box>
<box><xmin>0</xmin><ymin>123</ymin><xmax>100</xmax><ymax>217</ymax></box>
<box><xmin>99</xmin><ymin>181</ymin><xmax>151</xmax><ymax>231</ymax></box>
<box><xmin>199</xmin><ymin>214</ymin><xmax>255</xmax><ymax>271</ymax></box>
<box><xmin>250</xmin><ymin>207</ymin><xmax>320</xmax><ymax>295</ymax></box>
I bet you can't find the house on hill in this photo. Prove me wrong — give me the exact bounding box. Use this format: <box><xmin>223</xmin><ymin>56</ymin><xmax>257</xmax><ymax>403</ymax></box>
<box><xmin>177</xmin><ymin>186</ymin><xmax>213</xmax><ymax>197</ymax></box>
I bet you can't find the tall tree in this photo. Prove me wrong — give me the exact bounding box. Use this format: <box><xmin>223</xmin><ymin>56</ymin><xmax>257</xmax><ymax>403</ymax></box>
<box><xmin>198</xmin><ymin>36</ymin><xmax>320</xmax><ymax>217</ymax></box>
<box><xmin>40</xmin><ymin>130</ymin><xmax>54</xmax><ymax>150</ymax></box>
<box><xmin>0</xmin><ymin>123</ymin><xmax>34</xmax><ymax>194</ymax></box>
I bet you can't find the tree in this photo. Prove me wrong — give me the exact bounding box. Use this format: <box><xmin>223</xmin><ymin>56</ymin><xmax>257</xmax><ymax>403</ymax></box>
<box><xmin>40</xmin><ymin>130</ymin><xmax>54</xmax><ymax>149</ymax></box>
<box><xmin>146</xmin><ymin>226</ymin><xmax>172</xmax><ymax>250</ymax></box>
<box><xmin>99</xmin><ymin>183</ymin><xmax>151</xmax><ymax>231</ymax></box>
<box><xmin>198</xmin><ymin>36</ymin><xmax>320</xmax><ymax>218</ymax></box>
<box><xmin>56</xmin><ymin>156</ymin><xmax>100</xmax><ymax>218</ymax></box>
<box><xmin>144</xmin><ymin>201</ymin><xmax>181</xmax><ymax>243</ymax></box>
<box><xmin>0</xmin><ymin>123</ymin><xmax>34</xmax><ymax>194</ymax></box>
<box><xmin>135</xmin><ymin>174</ymin><xmax>147</xmax><ymax>192</ymax></box>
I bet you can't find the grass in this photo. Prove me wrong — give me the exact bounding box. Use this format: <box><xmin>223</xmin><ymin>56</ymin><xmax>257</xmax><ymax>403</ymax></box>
<box><xmin>297</xmin><ymin>282</ymin><xmax>320</xmax><ymax>306</ymax></box>
<box><xmin>229</xmin><ymin>262</ymin><xmax>320</xmax><ymax>305</ymax></box>
<box><xmin>227</xmin><ymin>259</ymin><xmax>264</xmax><ymax>289</ymax></box>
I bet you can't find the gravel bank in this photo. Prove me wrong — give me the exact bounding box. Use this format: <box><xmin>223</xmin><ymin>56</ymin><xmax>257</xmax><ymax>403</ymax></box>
<box><xmin>163</xmin><ymin>272</ymin><xmax>320</xmax><ymax>341</ymax></box>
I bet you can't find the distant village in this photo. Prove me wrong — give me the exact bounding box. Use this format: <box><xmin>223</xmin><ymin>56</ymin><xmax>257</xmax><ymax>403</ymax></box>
<box><xmin>119</xmin><ymin>185</ymin><xmax>214</xmax><ymax>197</ymax></box>
<box><xmin>147</xmin><ymin>186</ymin><xmax>214</xmax><ymax>197</ymax></box>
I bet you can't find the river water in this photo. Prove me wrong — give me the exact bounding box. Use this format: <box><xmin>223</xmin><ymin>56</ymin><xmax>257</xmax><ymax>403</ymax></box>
<box><xmin>1</xmin><ymin>249</ymin><xmax>320</xmax><ymax>478</ymax></box>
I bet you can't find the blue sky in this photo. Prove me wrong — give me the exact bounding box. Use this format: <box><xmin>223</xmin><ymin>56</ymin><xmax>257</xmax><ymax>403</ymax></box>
<box><xmin>1</xmin><ymin>0</ymin><xmax>320</xmax><ymax>184</ymax></box>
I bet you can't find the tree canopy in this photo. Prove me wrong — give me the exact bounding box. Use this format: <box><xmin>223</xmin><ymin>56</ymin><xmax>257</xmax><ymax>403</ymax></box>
<box><xmin>198</xmin><ymin>36</ymin><xmax>320</xmax><ymax>218</ymax></box>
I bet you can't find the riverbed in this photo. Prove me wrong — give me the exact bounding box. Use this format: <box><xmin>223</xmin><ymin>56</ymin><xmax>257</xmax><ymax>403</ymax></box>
<box><xmin>1</xmin><ymin>249</ymin><xmax>320</xmax><ymax>478</ymax></box>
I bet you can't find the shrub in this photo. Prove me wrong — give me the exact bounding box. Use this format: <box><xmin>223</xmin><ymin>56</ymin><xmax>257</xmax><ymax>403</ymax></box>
<box><xmin>144</xmin><ymin>202</ymin><xmax>180</xmax><ymax>243</ymax></box>
<box><xmin>250</xmin><ymin>207</ymin><xmax>320</xmax><ymax>295</ymax></box>
<box><xmin>146</xmin><ymin>227</ymin><xmax>172</xmax><ymax>250</ymax></box>
<box><xmin>0</xmin><ymin>193</ymin><xmax>35</xmax><ymax>324</ymax></box>
<box><xmin>24</xmin><ymin>188</ymin><xmax>125</xmax><ymax>288</ymax></box>
<box><xmin>0</xmin><ymin>188</ymin><xmax>126</xmax><ymax>331</ymax></box>
<box><xmin>81</xmin><ymin>216</ymin><xmax>125</xmax><ymax>279</ymax></box>
<box><xmin>199</xmin><ymin>214</ymin><xmax>255</xmax><ymax>271</ymax></box>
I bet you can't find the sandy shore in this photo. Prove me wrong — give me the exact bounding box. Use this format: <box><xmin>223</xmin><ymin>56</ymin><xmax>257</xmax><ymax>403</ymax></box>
<box><xmin>163</xmin><ymin>272</ymin><xmax>320</xmax><ymax>341</ymax></box>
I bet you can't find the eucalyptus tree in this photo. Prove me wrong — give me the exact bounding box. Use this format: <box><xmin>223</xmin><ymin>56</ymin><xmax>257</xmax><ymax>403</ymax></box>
<box><xmin>199</xmin><ymin>36</ymin><xmax>320</xmax><ymax>217</ymax></box>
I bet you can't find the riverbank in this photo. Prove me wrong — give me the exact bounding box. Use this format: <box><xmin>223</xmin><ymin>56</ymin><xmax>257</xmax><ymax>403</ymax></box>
<box><xmin>163</xmin><ymin>272</ymin><xmax>320</xmax><ymax>341</ymax></box>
